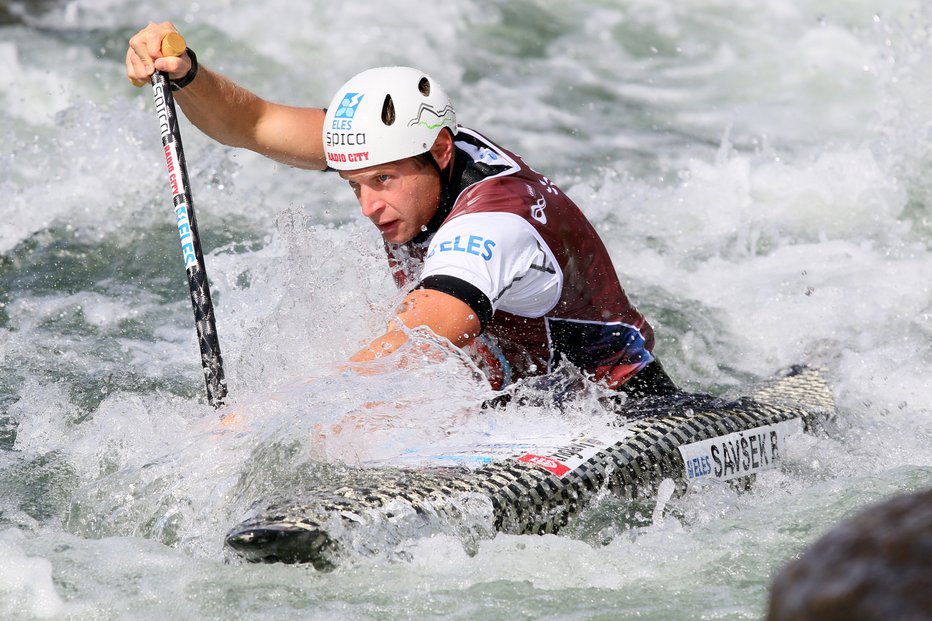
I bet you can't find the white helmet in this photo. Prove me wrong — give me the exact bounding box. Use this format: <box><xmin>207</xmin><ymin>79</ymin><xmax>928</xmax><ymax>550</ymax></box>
<box><xmin>322</xmin><ymin>66</ymin><xmax>457</xmax><ymax>171</ymax></box>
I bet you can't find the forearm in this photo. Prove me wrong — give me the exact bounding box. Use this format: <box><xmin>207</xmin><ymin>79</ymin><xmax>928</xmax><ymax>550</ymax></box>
<box><xmin>172</xmin><ymin>66</ymin><xmax>259</xmax><ymax>149</ymax></box>
<box><xmin>349</xmin><ymin>323</ymin><xmax>410</xmax><ymax>362</ymax></box>
<box><xmin>175</xmin><ymin>67</ymin><xmax>327</xmax><ymax>170</ymax></box>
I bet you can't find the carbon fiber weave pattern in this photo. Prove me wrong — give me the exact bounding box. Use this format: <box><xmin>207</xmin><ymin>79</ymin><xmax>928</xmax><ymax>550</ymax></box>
<box><xmin>225</xmin><ymin>366</ymin><xmax>834</xmax><ymax>567</ymax></box>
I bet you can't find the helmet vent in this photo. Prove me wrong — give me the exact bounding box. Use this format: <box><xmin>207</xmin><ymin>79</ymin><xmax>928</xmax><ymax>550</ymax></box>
<box><xmin>381</xmin><ymin>94</ymin><xmax>396</xmax><ymax>126</ymax></box>
<box><xmin>418</xmin><ymin>77</ymin><xmax>431</xmax><ymax>96</ymax></box>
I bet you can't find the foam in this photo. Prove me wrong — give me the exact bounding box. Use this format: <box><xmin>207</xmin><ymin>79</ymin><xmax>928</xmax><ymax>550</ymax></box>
<box><xmin>0</xmin><ymin>530</ymin><xmax>64</xmax><ymax>619</ymax></box>
<box><xmin>0</xmin><ymin>41</ymin><xmax>72</xmax><ymax>126</ymax></box>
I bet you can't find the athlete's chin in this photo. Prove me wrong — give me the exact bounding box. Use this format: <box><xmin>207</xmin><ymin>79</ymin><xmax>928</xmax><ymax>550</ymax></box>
<box><xmin>378</xmin><ymin>223</ymin><xmax>414</xmax><ymax>244</ymax></box>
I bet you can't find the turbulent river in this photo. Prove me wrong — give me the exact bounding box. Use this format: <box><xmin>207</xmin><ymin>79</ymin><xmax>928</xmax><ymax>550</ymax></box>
<box><xmin>1</xmin><ymin>1</ymin><xmax>930</xmax><ymax>619</ymax></box>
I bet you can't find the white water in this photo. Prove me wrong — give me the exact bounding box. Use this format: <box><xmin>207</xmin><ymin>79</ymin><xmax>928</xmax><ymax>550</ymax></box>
<box><xmin>1</xmin><ymin>0</ymin><xmax>930</xmax><ymax>619</ymax></box>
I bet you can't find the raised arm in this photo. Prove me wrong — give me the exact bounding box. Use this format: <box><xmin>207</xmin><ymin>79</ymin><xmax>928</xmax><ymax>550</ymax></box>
<box><xmin>126</xmin><ymin>22</ymin><xmax>327</xmax><ymax>170</ymax></box>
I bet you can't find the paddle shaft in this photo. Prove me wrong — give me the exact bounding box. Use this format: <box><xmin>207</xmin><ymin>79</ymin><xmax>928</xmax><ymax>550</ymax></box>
<box><xmin>150</xmin><ymin>35</ymin><xmax>227</xmax><ymax>408</ymax></box>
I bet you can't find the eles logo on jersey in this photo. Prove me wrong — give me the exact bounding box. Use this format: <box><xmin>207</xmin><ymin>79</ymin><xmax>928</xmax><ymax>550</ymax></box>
<box><xmin>427</xmin><ymin>234</ymin><xmax>496</xmax><ymax>261</ymax></box>
<box><xmin>335</xmin><ymin>93</ymin><xmax>364</xmax><ymax>119</ymax></box>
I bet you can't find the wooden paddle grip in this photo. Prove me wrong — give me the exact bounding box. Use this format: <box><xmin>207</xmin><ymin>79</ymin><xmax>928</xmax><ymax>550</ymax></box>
<box><xmin>161</xmin><ymin>32</ymin><xmax>187</xmax><ymax>58</ymax></box>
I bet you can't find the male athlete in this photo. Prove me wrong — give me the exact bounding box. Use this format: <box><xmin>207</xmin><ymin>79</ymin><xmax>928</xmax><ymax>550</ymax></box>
<box><xmin>126</xmin><ymin>22</ymin><xmax>678</xmax><ymax>400</ymax></box>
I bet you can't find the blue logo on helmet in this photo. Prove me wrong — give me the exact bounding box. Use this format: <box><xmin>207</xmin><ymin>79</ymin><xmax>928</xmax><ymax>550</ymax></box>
<box><xmin>335</xmin><ymin>93</ymin><xmax>364</xmax><ymax>119</ymax></box>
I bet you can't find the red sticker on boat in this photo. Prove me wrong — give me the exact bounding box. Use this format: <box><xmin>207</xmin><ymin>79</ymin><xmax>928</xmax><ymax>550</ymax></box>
<box><xmin>518</xmin><ymin>453</ymin><xmax>570</xmax><ymax>476</ymax></box>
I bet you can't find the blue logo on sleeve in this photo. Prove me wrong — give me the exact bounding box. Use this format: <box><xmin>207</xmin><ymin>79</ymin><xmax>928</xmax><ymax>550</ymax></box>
<box><xmin>427</xmin><ymin>234</ymin><xmax>496</xmax><ymax>261</ymax></box>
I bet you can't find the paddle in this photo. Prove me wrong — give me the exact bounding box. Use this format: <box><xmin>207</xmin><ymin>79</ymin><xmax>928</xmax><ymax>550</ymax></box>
<box><xmin>149</xmin><ymin>32</ymin><xmax>227</xmax><ymax>408</ymax></box>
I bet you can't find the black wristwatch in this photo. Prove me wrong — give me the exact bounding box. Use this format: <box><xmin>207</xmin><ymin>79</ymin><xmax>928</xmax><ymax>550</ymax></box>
<box><xmin>170</xmin><ymin>48</ymin><xmax>199</xmax><ymax>91</ymax></box>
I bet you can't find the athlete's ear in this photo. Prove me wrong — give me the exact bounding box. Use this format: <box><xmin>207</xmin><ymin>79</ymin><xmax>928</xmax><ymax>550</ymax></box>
<box><xmin>430</xmin><ymin>128</ymin><xmax>455</xmax><ymax>170</ymax></box>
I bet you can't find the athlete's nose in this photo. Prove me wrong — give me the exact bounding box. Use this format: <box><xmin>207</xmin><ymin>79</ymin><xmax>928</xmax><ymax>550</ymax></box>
<box><xmin>358</xmin><ymin>186</ymin><xmax>384</xmax><ymax>220</ymax></box>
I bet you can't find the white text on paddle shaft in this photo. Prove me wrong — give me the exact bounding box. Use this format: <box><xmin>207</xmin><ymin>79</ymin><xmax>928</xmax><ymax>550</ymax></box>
<box><xmin>678</xmin><ymin>419</ymin><xmax>803</xmax><ymax>482</ymax></box>
<box><xmin>161</xmin><ymin>141</ymin><xmax>196</xmax><ymax>269</ymax></box>
<box><xmin>153</xmin><ymin>81</ymin><xmax>170</xmax><ymax>139</ymax></box>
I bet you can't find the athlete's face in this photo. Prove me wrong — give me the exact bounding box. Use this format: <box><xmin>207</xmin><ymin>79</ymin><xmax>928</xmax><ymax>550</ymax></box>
<box><xmin>340</xmin><ymin>158</ymin><xmax>441</xmax><ymax>245</ymax></box>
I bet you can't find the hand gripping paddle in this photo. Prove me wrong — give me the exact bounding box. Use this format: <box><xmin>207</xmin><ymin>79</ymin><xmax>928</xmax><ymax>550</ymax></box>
<box><xmin>149</xmin><ymin>32</ymin><xmax>227</xmax><ymax>408</ymax></box>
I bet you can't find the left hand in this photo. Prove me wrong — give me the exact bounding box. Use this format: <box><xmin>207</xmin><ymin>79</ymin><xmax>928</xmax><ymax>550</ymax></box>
<box><xmin>125</xmin><ymin>21</ymin><xmax>191</xmax><ymax>87</ymax></box>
